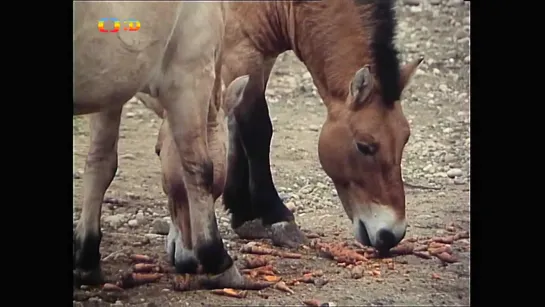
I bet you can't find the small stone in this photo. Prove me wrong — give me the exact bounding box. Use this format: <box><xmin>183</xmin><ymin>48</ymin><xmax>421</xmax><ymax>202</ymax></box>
<box><xmin>458</xmin><ymin>37</ymin><xmax>470</xmax><ymax>45</ymax></box>
<box><xmin>136</xmin><ymin>211</ymin><xmax>145</xmax><ymax>223</ymax></box>
<box><xmin>151</xmin><ymin>218</ymin><xmax>170</xmax><ymax>235</ymax></box>
<box><xmin>437</xmin><ymin>192</ymin><xmax>446</xmax><ymax>197</ymax></box>
<box><xmin>403</xmin><ymin>0</ymin><xmax>420</xmax><ymax>5</ymax></box>
<box><xmin>463</xmin><ymin>55</ymin><xmax>470</xmax><ymax>64</ymax></box>
<box><xmin>128</xmin><ymin>219</ymin><xmax>138</xmax><ymax>227</ymax></box>
<box><xmin>448</xmin><ymin>0</ymin><xmax>464</xmax><ymax>6</ymax></box>
<box><xmin>120</xmin><ymin>153</ymin><xmax>136</xmax><ymax>160</ymax></box>
<box><xmin>453</xmin><ymin>177</ymin><xmax>465</xmax><ymax>185</ymax></box>
<box><xmin>126</xmin><ymin>112</ymin><xmax>136</xmax><ymax>118</ymax></box>
<box><xmin>285</xmin><ymin>201</ymin><xmax>297</xmax><ymax>213</ymax></box>
<box><xmin>423</xmin><ymin>164</ymin><xmax>433</xmax><ymax>172</ymax></box>
<box><xmin>439</xmin><ymin>84</ymin><xmax>448</xmax><ymax>92</ymax></box>
<box><xmin>308</xmin><ymin>124</ymin><xmax>320</xmax><ymax>131</ymax></box>
<box><xmin>432</xmin><ymin>68</ymin><xmax>440</xmax><ymax>75</ymax></box>
<box><xmin>430</xmin><ymin>0</ymin><xmax>442</xmax><ymax>5</ymax></box>
<box><xmin>144</xmin><ymin>233</ymin><xmax>163</xmax><ymax>240</ymax></box>
<box><xmin>443</xmin><ymin>153</ymin><xmax>456</xmax><ymax>163</ymax></box>
<box><xmin>435</xmin><ymin>172</ymin><xmax>447</xmax><ymax>178</ymax></box>
<box><xmin>104</xmin><ymin>214</ymin><xmax>126</xmax><ymax>228</ymax></box>
<box><xmin>446</xmin><ymin>168</ymin><xmax>463</xmax><ymax>178</ymax></box>
<box><xmin>442</xmin><ymin>128</ymin><xmax>453</xmax><ymax>134</ymax></box>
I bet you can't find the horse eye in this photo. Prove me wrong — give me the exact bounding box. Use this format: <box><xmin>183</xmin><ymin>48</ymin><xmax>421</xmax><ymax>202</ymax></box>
<box><xmin>356</xmin><ymin>142</ymin><xmax>378</xmax><ymax>156</ymax></box>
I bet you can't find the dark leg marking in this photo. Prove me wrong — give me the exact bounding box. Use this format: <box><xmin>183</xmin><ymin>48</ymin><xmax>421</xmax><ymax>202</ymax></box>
<box><xmin>232</xmin><ymin>94</ymin><xmax>294</xmax><ymax>226</ymax></box>
<box><xmin>195</xmin><ymin>214</ymin><xmax>234</xmax><ymax>275</ymax></box>
<box><xmin>73</xmin><ymin>231</ymin><xmax>104</xmax><ymax>286</ymax></box>
<box><xmin>223</xmin><ymin>119</ymin><xmax>259</xmax><ymax>229</ymax></box>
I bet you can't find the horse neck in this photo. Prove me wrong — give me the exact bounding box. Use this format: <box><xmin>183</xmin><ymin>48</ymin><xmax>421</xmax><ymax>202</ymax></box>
<box><xmin>286</xmin><ymin>1</ymin><xmax>374</xmax><ymax>107</ymax></box>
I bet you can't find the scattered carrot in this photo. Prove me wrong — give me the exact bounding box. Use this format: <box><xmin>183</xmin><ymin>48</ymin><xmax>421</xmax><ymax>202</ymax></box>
<box><xmin>428</xmin><ymin>245</ymin><xmax>452</xmax><ymax>256</ymax></box>
<box><xmin>404</xmin><ymin>237</ymin><xmax>419</xmax><ymax>243</ymax></box>
<box><xmin>241</xmin><ymin>265</ymin><xmax>278</xmax><ymax>278</ymax></box>
<box><xmin>296</xmin><ymin>275</ymin><xmax>315</xmax><ymax>284</ymax></box>
<box><xmin>102</xmin><ymin>283</ymin><xmax>123</xmax><ymax>292</ymax></box>
<box><xmin>117</xmin><ymin>273</ymin><xmax>163</xmax><ymax>288</ymax></box>
<box><xmin>413</xmin><ymin>251</ymin><xmax>432</xmax><ymax>259</ymax></box>
<box><xmin>431</xmin><ymin>273</ymin><xmax>441</xmax><ymax>279</ymax></box>
<box><xmin>263</xmin><ymin>275</ymin><xmax>281</xmax><ymax>282</ymax></box>
<box><xmin>446</xmin><ymin>226</ymin><xmax>456</xmax><ymax>232</ymax></box>
<box><xmin>454</xmin><ymin>231</ymin><xmax>469</xmax><ymax>240</ymax></box>
<box><xmin>303</xmin><ymin>299</ymin><xmax>322</xmax><ymax>306</ymax></box>
<box><xmin>432</xmin><ymin>236</ymin><xmax>454</xmax><ymax>244</ymax></box>
<box><xmin>133</xmin><ymin>263</ymin><xmax>158</xmax><ymax>273</ymax></box>
<box><xmin>210</xmin><ymin>288</ymin><xmax>248</xmax><ymax>298</ymax></box>
<box><xmin>371</xmin><ymin>270</ymin><xmax>381</xmax><ymax>277</ymax></box>
<box><xmin>240</xmin><ymin>243</ymin><xmax>302</xmax><ymax>259</ymax></box>
<box><xmin>274</xmin><ymin>281</ymin><xmax>294</xmax><ymax>294</ymax></box>
<box><xmin>390</xmin><ymin>243</ymin><xmax>414</xmax><ymax>255</ymax></box>
<box><xmin>428</xmin><ymin>242</ymin><xmax>445</xmax><ymax>249</ymax></box>
<box><xmin>413</xmin><ymin>245</ymin><xmax>428</xmax><ymax>252</ymax></box>
<box><xmin>240</xmin><ymin>256</ymin><xmax>269</xmax><ymax>269</ymax></box>
<box><xmin>353</xmin><ymin>241</ymin><xmax>366</xmax><ymax>249</ymax></box>
<box><xmin>315</xmin><ymin>242</ymin><xmax>368</xmax><ymax>265</ymax></box>
<box><xmin>130</xmin><ymin>254</ymin><xmax>153</xmax><ymax>263</ymax></box>
<box><xmin>435</xmin><ymin>252</ymin><xmax>458</xmax><ymax>263</ymax></box>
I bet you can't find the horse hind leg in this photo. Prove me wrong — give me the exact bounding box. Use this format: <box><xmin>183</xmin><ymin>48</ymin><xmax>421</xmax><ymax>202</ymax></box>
<box><xmin>224</xmin><ymin>62</ymin><xmax>307</xmax><ymax>248</ymax></box>
<box><xmin>74</xmin><ymin>106</ymin><xmax>122</xmax><ymax>286</ymax></box>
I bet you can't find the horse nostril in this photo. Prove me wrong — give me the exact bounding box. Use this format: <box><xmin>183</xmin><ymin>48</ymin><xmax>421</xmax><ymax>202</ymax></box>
<box><xmin>375</xmin><ymin>229</ymin><xmax>397</xmax><ymax>252</ymax></box>
<box><xmin>357</xmin><ymin>220</ymin><xmax>371</xmax><ymax>246</ymax></box>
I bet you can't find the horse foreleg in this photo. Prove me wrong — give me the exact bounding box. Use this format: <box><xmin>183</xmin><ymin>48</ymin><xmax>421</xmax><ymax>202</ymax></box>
<box><xmin>74</xmin><ymin>106</ymin><xmax>122</xmax><ymax>286</ymax></box>
<box><xmin>157</xmin><ymin>120</ymin><xmax>199</xmax><ymax>273</ymax></box>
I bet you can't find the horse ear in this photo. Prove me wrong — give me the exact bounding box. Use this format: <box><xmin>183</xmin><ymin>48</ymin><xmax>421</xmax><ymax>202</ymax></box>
<box><xmin>400</xmin><ymin>57</ymin><xmax>424</xmax><ymax>91</ymax></box>
<box><xmin>223</xmin><ymin>75</ymin><xmax>250</xmax><ymax>114</ymax></box>
<box><xmin>349</xmin><ymin>65</ymin><xmax>374</xmax><ymax>106</ymax></box>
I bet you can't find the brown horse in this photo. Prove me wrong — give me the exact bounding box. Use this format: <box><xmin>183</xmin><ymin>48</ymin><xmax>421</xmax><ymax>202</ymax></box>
<box><xmin>73</xmin><ymin>1</ymin><xmax>262</xmax><ymax>289</ymax></box>
<box><xmin>142</xmin><ymin>0</ymin><xmax>423</xmax><ymax>275</ymax></box>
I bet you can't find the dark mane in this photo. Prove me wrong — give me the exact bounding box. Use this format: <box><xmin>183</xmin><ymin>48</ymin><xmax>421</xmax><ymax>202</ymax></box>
<box><xmin>354</xmin><ymin>0</ymin><xmax>401</xmax><ymax>106</ymax></box>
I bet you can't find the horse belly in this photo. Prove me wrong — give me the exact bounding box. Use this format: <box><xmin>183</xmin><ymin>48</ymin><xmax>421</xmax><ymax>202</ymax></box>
<box><xmin>73</xmin><ymin>1</ymin><xmax>180</xmax><ymax>114</ymax></box>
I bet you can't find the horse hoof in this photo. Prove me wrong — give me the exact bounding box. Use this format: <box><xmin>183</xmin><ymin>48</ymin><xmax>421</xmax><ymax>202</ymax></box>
<box><xmin>233</xmin><ymin>219</ymin><xmax>270</xmax><ymax>239</ymax></box>
<box><xmin>204</xmin><ymin>265</ymin><xmax>272</xmax><ymax>290</ymax></box>
<box><xmin>270</xmin><ymin>221</ymin><xmax>308</xmax><ymax>248</ymax></box>
<box><xmin>73</xmin><ymin>268</ymin><xmax>104</xmax><ymax>287</ymax></box>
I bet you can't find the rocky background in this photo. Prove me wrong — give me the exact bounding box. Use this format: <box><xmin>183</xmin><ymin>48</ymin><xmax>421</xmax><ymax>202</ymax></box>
<box><xmin>73</xmin><ymin>0</ymin><xmax>470</xmax><ymax>305</ymax></box>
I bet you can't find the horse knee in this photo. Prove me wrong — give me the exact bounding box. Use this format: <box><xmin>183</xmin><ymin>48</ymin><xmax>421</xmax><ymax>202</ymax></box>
<box><xmin>85</xmin><ymin>146</ymin><xmax>118</xmax><ymax>181</ymax></box>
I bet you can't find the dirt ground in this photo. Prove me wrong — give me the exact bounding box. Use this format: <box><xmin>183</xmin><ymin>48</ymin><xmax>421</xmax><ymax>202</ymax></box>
<box><xmin>73</xmin><ymin>1</ymin><xmax>470</xmax><ymax>306</ymax></box>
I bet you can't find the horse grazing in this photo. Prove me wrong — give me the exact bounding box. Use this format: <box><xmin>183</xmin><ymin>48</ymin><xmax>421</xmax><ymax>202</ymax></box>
<box><xmin>73</xmin><ymin>1</ymin><xmax>260</xmax><ymax>289</ymax></box>
<box><xmin>144</xmin><ymin>0</ymin><xmax>423</xmax><ymax>258</ymax></box>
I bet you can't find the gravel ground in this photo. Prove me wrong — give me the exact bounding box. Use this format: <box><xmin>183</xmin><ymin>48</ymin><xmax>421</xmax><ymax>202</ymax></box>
<box><xmin>73</xmin><ymin>0</ymin><xmax>470</xmax><ymax>306</ymax></box>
